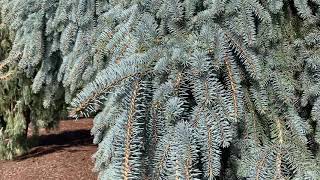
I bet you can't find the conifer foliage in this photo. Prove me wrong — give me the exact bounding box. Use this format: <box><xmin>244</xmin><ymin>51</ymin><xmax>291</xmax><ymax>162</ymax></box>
<box><xmin>0</xmin><ymin>4</ymin><xmax>66</xmax><ymax>159</ymax></box>
<box><xmin>1</xmin><ymin>0</ymin><xmax>320</xmax><ymax>179</ymax></box>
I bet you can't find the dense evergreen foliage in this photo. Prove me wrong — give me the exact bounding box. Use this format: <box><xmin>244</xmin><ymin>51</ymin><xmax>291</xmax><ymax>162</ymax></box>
<box><xmin>0</xmin><ymin>7</ymin><xmax>66</xmax><ymax>159</ymax></box>
<box><xmin>1</xmin><ymin>0</ymin><xmax>320</xmax><ymax>179</ymax></box>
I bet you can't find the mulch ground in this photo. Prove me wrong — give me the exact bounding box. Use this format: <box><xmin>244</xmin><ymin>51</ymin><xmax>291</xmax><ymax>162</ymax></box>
<box><xmin>0</xmin><ymin>119</ymin><xmax>97</xmax><ymax>180</ymax></box>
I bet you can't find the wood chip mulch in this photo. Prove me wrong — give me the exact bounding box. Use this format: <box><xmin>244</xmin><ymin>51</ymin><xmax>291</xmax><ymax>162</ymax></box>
<box><xmin>0</xmin><ymin>119</ymin><xmax>98</xmax><ymax>180</ymax></box>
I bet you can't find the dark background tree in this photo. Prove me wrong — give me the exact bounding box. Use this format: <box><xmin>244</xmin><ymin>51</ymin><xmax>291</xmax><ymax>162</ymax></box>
<box><xmin>0</xmin><ymin>8</ymin><xmax>67</xmax><ymax>159</ymax></box>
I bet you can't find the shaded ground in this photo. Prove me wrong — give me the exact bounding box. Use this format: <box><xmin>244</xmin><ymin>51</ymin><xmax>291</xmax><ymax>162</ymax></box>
<box><xmin>0</xmin><ymin>119</ymin><xmax>97</xmax><ymax>180</ymax></box>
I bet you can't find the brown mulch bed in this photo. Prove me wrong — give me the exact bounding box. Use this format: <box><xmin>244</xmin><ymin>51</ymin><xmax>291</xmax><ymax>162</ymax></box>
<box><xmin>0</xmin><ymin>119</ymin><xmax>97</xmax><ymax>180</ymax></box>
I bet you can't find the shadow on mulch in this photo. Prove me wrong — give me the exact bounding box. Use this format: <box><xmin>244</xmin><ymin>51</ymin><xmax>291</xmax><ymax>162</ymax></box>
<box><xmin>15</xmin><ymin>129</ymin><xmax>94</xmax><ymax>161</ymax></box>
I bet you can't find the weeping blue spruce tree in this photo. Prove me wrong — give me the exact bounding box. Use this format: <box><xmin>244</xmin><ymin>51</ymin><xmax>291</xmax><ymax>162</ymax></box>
<box><xmin>1</xmin><ymin>0</ymin><xmax>320</xmax><ymax>179</ymax></box>
<box><xmin>0</xmin><ymin>3</ymin><xmax>66</xmax><ymax>159</ymax></box>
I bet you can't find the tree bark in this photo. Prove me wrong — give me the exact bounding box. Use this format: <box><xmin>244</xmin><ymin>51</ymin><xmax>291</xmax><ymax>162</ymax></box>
<box><xmin>0</xmin><ymin>115</ymin><xmax>6</xmax><ymax>130</ymax></box>
<box><xmin>23</xmin><ymin>108</ymin><xmax>31</xmax><ymax>138</ymax></box>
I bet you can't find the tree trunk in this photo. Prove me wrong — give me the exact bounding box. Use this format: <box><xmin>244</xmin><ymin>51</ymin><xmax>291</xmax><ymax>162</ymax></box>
<box><xmin>23</xmin><ymin>108</ymin><xmax>31</xmax><ymax>138</ymax></box>
<box><xmin>0</xmin><ymin>115</ymin><xmax>6</xmax><ymax>130</ymax></box>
